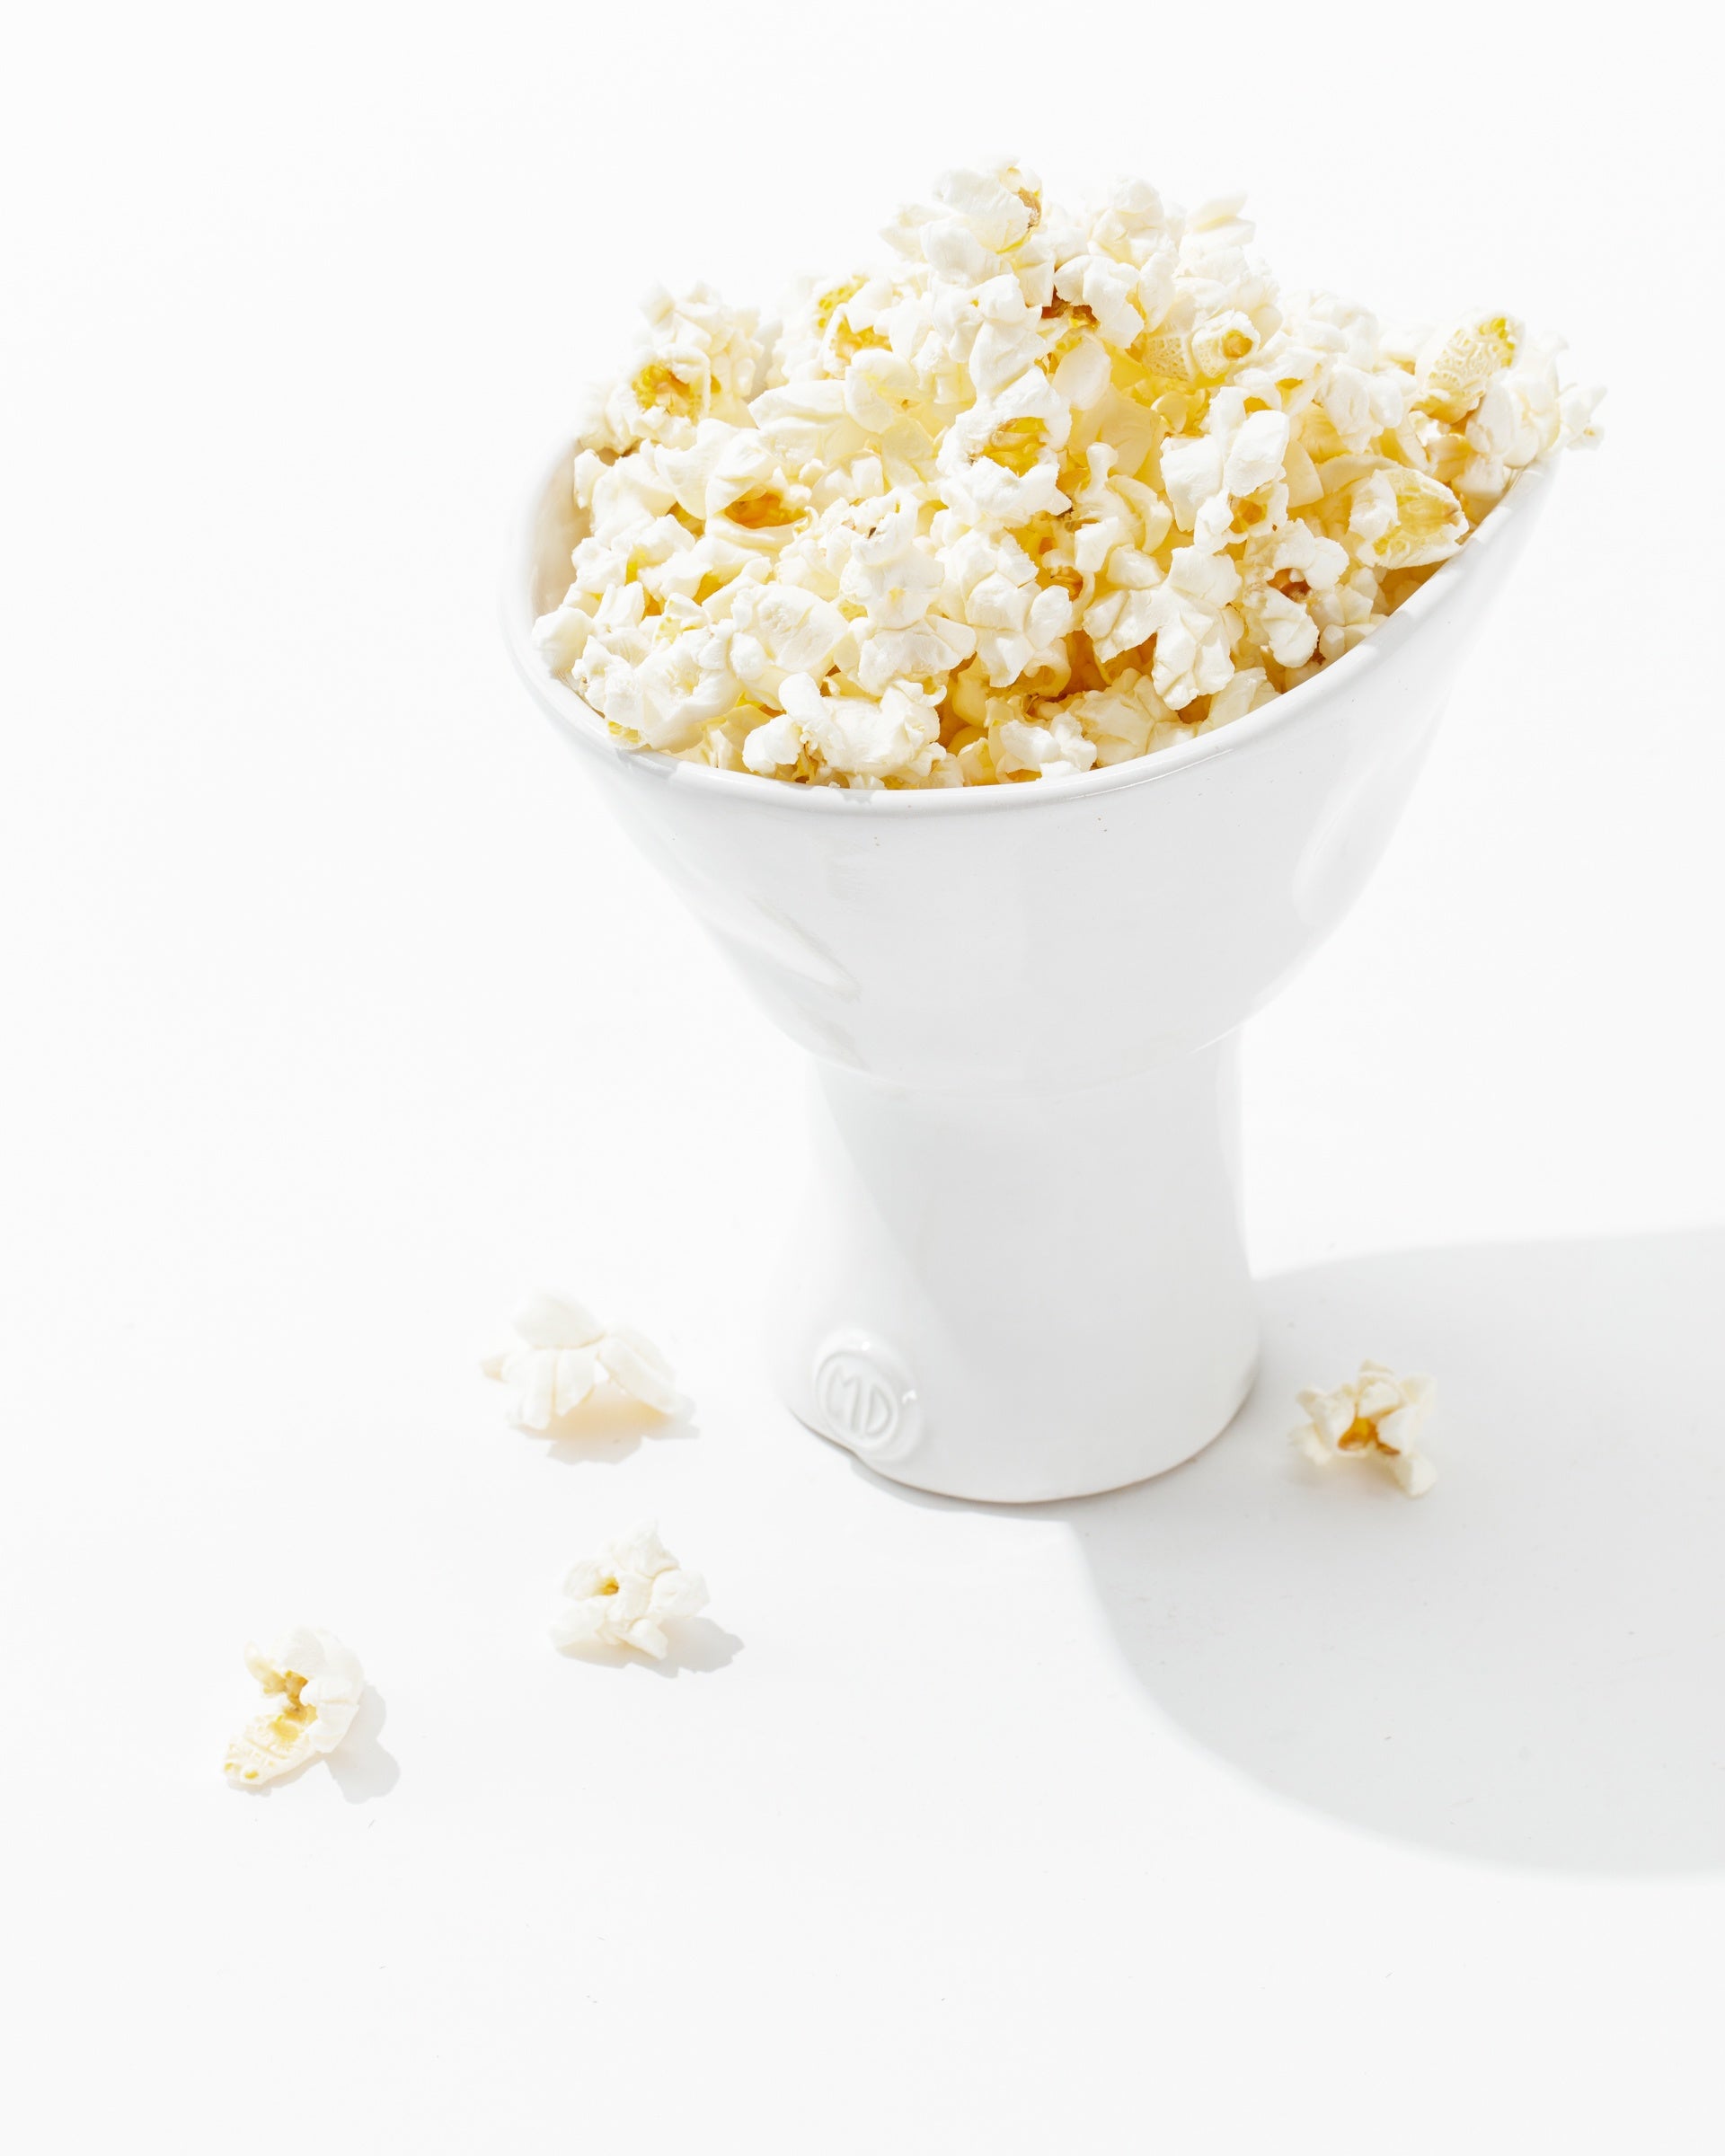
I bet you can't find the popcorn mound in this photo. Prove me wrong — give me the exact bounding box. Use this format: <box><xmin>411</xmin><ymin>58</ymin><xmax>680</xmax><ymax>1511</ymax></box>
<box><xmin>535</xmin><ymin>163</ymin><xmax>1602</xmax><ymax>790</ymax></box>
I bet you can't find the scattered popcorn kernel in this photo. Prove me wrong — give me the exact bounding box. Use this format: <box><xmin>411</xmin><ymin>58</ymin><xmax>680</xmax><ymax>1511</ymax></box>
<box><xmin>223</xmin><ymin>1627</ymin><xmax>366</xmax><ymax>1789</ymax></box>
<box><xmin>482</xmin><ymin>1291</ymin><xmax>682</xmax><ymax>1429</ymax></box>
<box><xmin>1290</xmin><ymin>1360</ymin><xmax>1438</xmax><ymax>1498</ymax></box>
<box><xmin>551</xmin><ymin>1524</ymin><xmax>710</xmax><ymax>1661</ymax></box>
<box><xmin>536</xmin><ymin>168</ymin><xmax>1602</xmax><ymax>789</ymax></box>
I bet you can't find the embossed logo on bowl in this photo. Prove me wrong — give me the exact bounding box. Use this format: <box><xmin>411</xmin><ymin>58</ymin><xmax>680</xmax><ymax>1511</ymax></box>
<box><xmin>811</xmin><ymin>1334</ymin><xmax>920</xmax><ymax>1463</ymax></box>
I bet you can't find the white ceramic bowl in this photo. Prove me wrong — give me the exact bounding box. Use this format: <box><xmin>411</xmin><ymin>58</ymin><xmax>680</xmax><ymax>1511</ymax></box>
<box><xmin>506</xmin><ymin>454</ymin><xmax>1552</xmax><ymax>1500</ymax></box>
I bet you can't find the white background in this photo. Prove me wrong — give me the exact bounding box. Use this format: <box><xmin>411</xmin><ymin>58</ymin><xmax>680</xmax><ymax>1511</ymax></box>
<box><xmin>5</xmin><ymin>3</ymin><xmax>1723</xmax><ymax>2149</ymax></box>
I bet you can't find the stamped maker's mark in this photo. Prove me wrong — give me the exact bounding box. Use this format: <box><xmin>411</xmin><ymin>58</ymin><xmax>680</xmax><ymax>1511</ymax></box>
<box><xmin>816</xmin><ymin>1351</ymin><xmax>900</xmax><ymax>1445</ymax></box>
<box><xmin>812</xmin><ymin>1337</ymin><xmax>919</xmax><ymax>1462</ymax></box>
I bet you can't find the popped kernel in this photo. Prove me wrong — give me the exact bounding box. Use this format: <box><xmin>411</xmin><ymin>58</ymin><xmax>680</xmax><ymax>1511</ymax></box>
<box><xmin>1414</xmin><ymin>313</ymin><xmax>1521</xmax><ymax>424</ymax></box>
<box><xmin>1348</xmin><ymin>466</ymin><xmax>1469</xmax><ymax>570</ymax></box>
<box><xmin>550</xmin><ymin>1524</ymin><xmax>710</xmax><ymax>1662</ymax></box>
<box><xmin>482</xmin><ymin>1289</ymin><xmax>681</xmax><ymax>1429</ymax></box>
<box><xmin>1291</xmin><ymin>1360</ymin><xmax>1438</xmax><ymax>1498</ymax></box>
<box><xmin>223</xmin><ymin>1628</ymin><xmax>366</xmax><ymax>1789</ymax></box>
<box><xmin>535</xmin><ymin>167</ymin><xmax>1601</xmax><ymax>789</ymax></box>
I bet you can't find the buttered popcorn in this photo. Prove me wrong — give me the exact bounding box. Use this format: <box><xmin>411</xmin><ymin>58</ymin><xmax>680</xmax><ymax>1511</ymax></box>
<box><xmin>535</xmin><ymin>166</ymin><xmax>1601</xmax><ymax>788</ymax></box>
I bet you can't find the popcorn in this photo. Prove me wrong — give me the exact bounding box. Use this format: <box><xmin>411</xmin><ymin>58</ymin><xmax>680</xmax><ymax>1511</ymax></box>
<box><xmin>1347</xmin><ymin>466</ymin><xmax>1468</xmax><ymax>570</ymax></box>
<box><xmin>1414</xmin><ymin>314</ymin><xmax>1521</xmax><ymax>424</ymax></box>
<box><xmin>223</xmin><ymin>1627</ymin><xmax>366</xmax><ymax>1789</ymax></box>
<box><xmin>536</xmin><ymin>166</ymin><xmax>1601</xmax><ymax>789</ymax></box>
<box><xmin>482</xmin><ymin>1290</ymin><xmax>681</xmax><ymax>1429</ymax></box>
<box><xmin>1290</xmin><ymin>1360</ymin><xmax>1438</xmax><ymax>1498</ymax></box>
<box><xmin>550</xmin><ymin>1524</ymin><xmax>710</xmax><ymax>1661</ymax></box>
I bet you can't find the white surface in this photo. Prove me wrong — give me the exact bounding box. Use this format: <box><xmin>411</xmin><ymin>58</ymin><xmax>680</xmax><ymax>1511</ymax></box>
<box><xmin>4</xmin><ymin>4</ymin><xmax>1722</xmax><ymax>2150</ymax></box>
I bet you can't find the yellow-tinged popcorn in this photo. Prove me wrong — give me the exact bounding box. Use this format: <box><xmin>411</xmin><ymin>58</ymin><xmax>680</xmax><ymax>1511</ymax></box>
<box><xmin>537</xmin><ymin>167</ymin><xmax>1602</xmax><ymax>789</ymax></box>
<box><xmin>1414</xmin><ymin>313</ymin><xmax>1521</xmax><ymax>424</ymax></box>
<box><xmin>1290</xmin><ymin>1361</ymin><xmax>1438</xmax><ymax>1498</ymax></box>
<box><xmin>1348</xmin><ymin>466</ymin><xmax>1470</xmax><ymax>570</ymax></box>
<box><xmin>223</xmin><ymin>1628</ymin><xmax>366</xmax><ymax>1789</ymax></box>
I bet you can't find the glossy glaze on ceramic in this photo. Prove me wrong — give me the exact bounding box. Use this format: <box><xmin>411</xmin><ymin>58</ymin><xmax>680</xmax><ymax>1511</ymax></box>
<box><xmin>505</xmin><ymin>453</ymin><xmax>1551</xmax><ymax>1499</ymax></box>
